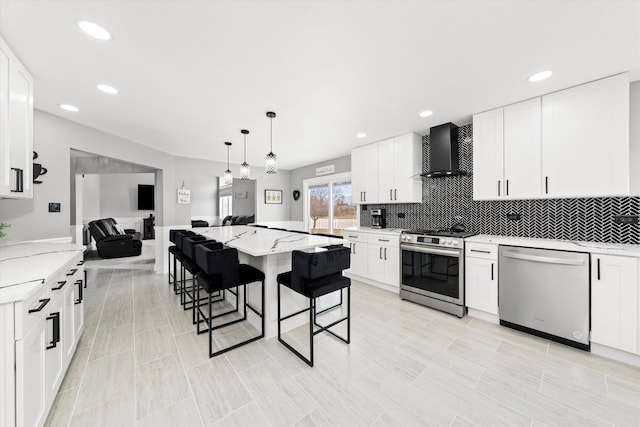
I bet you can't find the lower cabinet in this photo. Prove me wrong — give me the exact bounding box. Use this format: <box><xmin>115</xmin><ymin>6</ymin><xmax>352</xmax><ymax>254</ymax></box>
<box><xmin>591</xmin><ymin>254</ymin><xmax>638</xmax><ymax>354</ymax></box>
<box><xmin>465</xmin><ymin>242</ymin><xmax>498</xmax><ymax>316</ymax></box>
<box><xmin>15</xmin><ymin>314</ymin><xmax>46</xmax><ymax>427</ymax></box>
<box><xmin>44</xmin><ymin>294</ymin><xmax>64</xmax><ymax>404</ymax></box>
<box><xmin>345</xmin><ymin>231</ymin><xmax>400</xmax><ymax>289</ymax></box>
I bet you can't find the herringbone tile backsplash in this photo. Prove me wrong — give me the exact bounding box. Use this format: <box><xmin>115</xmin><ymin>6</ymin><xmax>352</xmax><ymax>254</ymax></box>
<box><xmin>360</xmin><ymin>123</ymin><xmax>640</xmax><ymax>244</ymax></box>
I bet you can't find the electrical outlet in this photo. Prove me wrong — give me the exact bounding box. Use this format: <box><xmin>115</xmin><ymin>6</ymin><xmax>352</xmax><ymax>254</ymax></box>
<box><xmin>507</xmin><ymin>212</ymin><xmax>521</xmax><ymax>221</ymax></box>
<box><xmin>48</xmin><ymin>202</ymin><xmax>61</xmax><ymax>213</ymax></box>
<box><xmin>398</xmin><ymin>213</ymin><xmax>405</xmax><ymax>218</ymax></box>
<box><xmin>614</xmin><ymin>215</ymin><xmax>639</xmax><ymax>225</ymax></box>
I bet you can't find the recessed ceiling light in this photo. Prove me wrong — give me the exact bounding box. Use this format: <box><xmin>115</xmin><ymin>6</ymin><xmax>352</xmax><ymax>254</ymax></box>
<box><xmin>77</xmin><ymin>20</ymin><xmax>112</xmax><ymax>40</ymax></box>
<box><xmin>528</xmin><ymin>70</ymin><xmax>553</xmax><ymax>82</ymax></box>
<box><xmin>356</xmin><ymin>133</ymin><xmax>366</xmax><ymax>138</ymax></box>
<box><xmin>419</xmin><ymin>110</ymin><xmax>433</xmax><ymax>118</ymax></box>
<box><xmin>59</xmin><ymin>104</ymin><xmax>80</xmax><ymax>112</ymax></box>
<box><xmin>96</xmin><ymin>84</ymin><xmax>118</xmax><ymax>94</ymax></box>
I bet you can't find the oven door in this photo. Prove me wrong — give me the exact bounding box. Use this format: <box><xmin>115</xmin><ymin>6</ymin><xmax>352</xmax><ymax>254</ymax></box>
<box><xmin>400</xmin><ymin>244</ymin><xmax>463</xmax><ymax>305</ymax></box>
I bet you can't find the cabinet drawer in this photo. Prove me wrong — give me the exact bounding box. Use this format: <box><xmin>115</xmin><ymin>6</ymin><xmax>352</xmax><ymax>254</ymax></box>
<box><xmin>369</xmin><ymin>234</ymin><xmax>399</xmax><ymax>247</ymax></box>
<box><xmin>465</xmin><ymin>243</ymin><xmax>498</xmax><ymax>260</ymax></box>
<box><xmin>15</xmin><ymin>285</ymin><xmax>49</xmax><ymax>340</ymax></box>
<box><xmin>344</xmin><ymin>232</ymin><xmax>368</xmax><ymax>243</ymax></box>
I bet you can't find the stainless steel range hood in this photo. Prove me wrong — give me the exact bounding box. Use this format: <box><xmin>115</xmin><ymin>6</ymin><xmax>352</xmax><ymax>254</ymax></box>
<box><xmin>421</xmin><ymin>122</ymin><xmax>466</xmax><ymax>178</ymax></box>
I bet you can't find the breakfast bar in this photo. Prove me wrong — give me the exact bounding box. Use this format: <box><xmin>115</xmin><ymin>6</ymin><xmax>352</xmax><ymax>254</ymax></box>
<box><xmin>193</xmin><ymin>225</ymin><xmax>345</xmax><ymax>339</ymax></box>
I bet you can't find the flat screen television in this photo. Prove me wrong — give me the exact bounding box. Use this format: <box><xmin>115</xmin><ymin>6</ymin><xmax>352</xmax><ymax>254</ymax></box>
<box><xmin>138</xmin><ymin>184</ymin><xmax>155</xmax><ymax>210</ymax></box>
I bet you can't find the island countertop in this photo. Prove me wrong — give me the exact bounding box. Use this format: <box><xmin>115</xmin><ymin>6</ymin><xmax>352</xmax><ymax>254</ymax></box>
<box><xmin>197</xmin><ymin>225</ymin><xmax>345</xmax><ymax>257</ymax></box>
<box><xmin>0</xmin><ymin>241</ymin><xmax>84</xmax><ymax>291</ymax></box>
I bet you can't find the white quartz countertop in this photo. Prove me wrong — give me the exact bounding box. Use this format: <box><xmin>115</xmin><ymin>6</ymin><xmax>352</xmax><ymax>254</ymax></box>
<box><xmin>197</xmin><ymin>226</ymin><xmax>345</xmax><ymax>257</ymax></box>
<box><xmin>466</xmin><ymin>234</ymin><xmax>640</xmax><ymax>257</ymax></box>
<box><xmin>342</xmin><ymin>226</ymin><xmax>404</xmax><ymax>236</ymax></box>
<box><xmin>0</xmin><ymin>242</ymin><xmax>84</xmax><ymax>289</ymax></box>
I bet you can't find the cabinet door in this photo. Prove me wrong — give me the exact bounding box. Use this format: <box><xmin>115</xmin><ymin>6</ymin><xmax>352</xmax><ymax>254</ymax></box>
<box><xmin>383</xmin><ymin>246</ymin><xmax>400</xmax><ymax>287</ymax></box>
<box><xmin>472</xmin><ymin>108</ymin><xmax>504</xmax><ymax>200</ymax></box>
<box><xmin>504</xmin><ymin>98</ymin><xmax>542</xmax><ymax>199</ymax></box>
<box><xmin>392</xmin><ymin>133</ymin><xmax>422</xmax><ymax>203</ymax></box>
<box><xmin>367</xmin><ymin>244</ymin><xmax>386</xmax><ymax>283</ymax></box>
<box><xmin>377</xmin><ymin>138</ymin><xmax>396</xmax><ymax>202</ymax></box>
<box><xmin>63</xmin><ymin>281</ymin><xmax>76</xmax><ymax>360</ymax></box>
<box><xmin>15</xmin><ymin>319</ymin><xmax>47</xmax><ymax>427</ymax></box>
<box><xmin>0</xmin><ymin>44</ymin><xmax>9</xmax><ymax>195</ymax></box>
<box><xmin>349</xmin><ymin>242</ymin><xmax>368</xmax><ymax>277</ymax></box>
<box><xmin>465</xmin><ymin>257</ymin><xmax>498</xmax><ymax>315</ymax></box>
<box><xmin>74</xmin><ymin>276</ymin><xmax>85</xmax><ymax>338</ymax></box>
<box><xmin>352</xmin><ymin>144</ymin><xmax>379</xmax><ymax>204</ymax></box>
<box><xmin>7</xmin><ymin>55</ymin><xmax>33</xmax><ymax>199</ymax></box>
<box><xmin>44</xmin><ymin>296</ymin><xmax>64</xmax><ymax>404</ymax></box>
<box><xmin>591</xmin><ymin>255</ymin><xmax>638</xmax><ymax>353</ymax></box>
<box><xmin>542</xmin><ymin>74</ymin><xmax>629</xmax><ymax>197</ymax></box>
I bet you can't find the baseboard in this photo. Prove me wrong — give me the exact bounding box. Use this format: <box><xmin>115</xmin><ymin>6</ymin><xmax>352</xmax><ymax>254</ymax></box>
<box><xmin>467</xmin><ymin>308</ymin><xmax>499</xmax><ymax>324</ymax></box>
<box><xmin>591</xmin><ymin>343</ymin><xmax>640</xmax><ymax>367</ymax></box>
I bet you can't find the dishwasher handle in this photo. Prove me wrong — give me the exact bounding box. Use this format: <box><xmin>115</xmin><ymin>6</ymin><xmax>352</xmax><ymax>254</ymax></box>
<box><xmin>502</xmin><ymin>251</ymin><xmax>586</xmax><ymax>266</ymax></box>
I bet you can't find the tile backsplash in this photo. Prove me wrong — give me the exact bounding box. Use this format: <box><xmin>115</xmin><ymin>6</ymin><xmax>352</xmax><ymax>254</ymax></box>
<box><xmin>360</xmin><ymin>123</ymin><xmax>640</xmax><ymax>244</ymax></box>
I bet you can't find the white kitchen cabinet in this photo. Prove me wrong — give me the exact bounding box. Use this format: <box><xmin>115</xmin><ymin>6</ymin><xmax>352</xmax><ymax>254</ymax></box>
<box><xmin>472</xmin><ymin>108</ymin><xmax>504</xmax><ymax>200</ymax></box>
<box><xmin>344</xmin><ymin>231</ymin><xmax>368</xmax><ymax>277</ymax></box>
<box><xmin>351</xmin><ymin>143</ymin><xmax>379</xmax><ymax>204</ymax></box>
<box><xmin>591</xmin><ymin>254</ymin><xmax>638</xmax><ymax>354</ymax></box>
<box><xmin>62</xmin><ymin>279</ymin><xmax>76</xmax><ymax>360</ymax></box>
<box><xmin>503</xmin><ymin>98</ymin><xmax>542</xmax><ymax>198</ymax></box>
<box><xmin>377</xmin><ymin>133</ymin><xmax>422</xmax><ymax>203</ymax></box>
<box><xmin>542</xmin><ymin>73</ymin><xmax>631</xmax><ymax>198</ymax></box>
<box><xmin>352</xmin><ymin>133</ymin><xmax>421</xmax><ymax>204</ymax></box>
<box><xmin>0</xmin><ymin>36</ymin><xmax>34</xmax><ymax>199</ymax></box>
<box><xmin>465</xmin><ymin>242</ymin><xmax>498</xmax><ymax>315</ymax></box>
<box><xmin>44</xmin><ymin>294</ymin><xmax>64</xmax><ymax>404</ymax></box>
<box><xmin>367</xmin><ymin>235</ymin><xmax>400</xmax><ymax>288</ymax></box>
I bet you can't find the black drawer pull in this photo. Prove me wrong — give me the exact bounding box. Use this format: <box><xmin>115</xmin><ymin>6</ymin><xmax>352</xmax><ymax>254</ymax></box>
<box><xmin>66</xmin><ymin>268</ymin><xmax>78</xmax><ymax>276</ymax></box>
<box><xmin>10</xmin><ymin>168</ymin><xmax>24</xmax><ymax>193</ymax></box>
<box><xmin>597</xmin><ymin>258</ymin><xmax>601</xmax><ymax>280</ymax></box>
<box><xmin>378</xmin><ymin>239</ymin><xmax>390</xmax><ymax>242</ymax></box>
<box><xmin>29</xmin><ymin>298</ymin><xmax>50</xmax><ymax>313</ymax></box>
<box><xmin>46</xmin><ymin>312</ymin><xmax>60</xmax><ymax>350</ymax></box>
<box><xmin>75</xmin><ymin>279</ymin><xmax>84</xmax><ymax>304</ymax></box>
<box><xmin>470</xmin><ymin>249</ymin><xmax>491</xmax><ymax>254</ymax></box>
<box><xmin>491</xmin><ymin>263</ymin><xmax>494</xmax><ymax>280</ymax></box>
<box><xmin>52</xmin><ymin>280</ymin><xmax>66</xmax><ymax>291</ymax></box>
<box><xmin>77</xmin><ymin>260</ymin><xmax>84</xmax><ymax>266</ymax></box>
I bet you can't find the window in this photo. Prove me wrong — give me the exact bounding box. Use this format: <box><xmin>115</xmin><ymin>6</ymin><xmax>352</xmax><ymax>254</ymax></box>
<box><xmin>219</xmin><ymin>195</ymin><xmax>232</xmax><ymax>219</ymax></box>
<box><xmin>304</xmin><ymin>172</ymin><xmax>357</xmax><ymax>235</ymax></box>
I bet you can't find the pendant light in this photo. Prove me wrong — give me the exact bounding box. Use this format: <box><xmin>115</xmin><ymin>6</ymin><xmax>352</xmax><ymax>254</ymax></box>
<box><xmin>223</xmin><ymin>141</ymin><xmax>233</xmax><ymax>185</ymax></box>
<box><xmin>265</xmin><ymin>111</ymin><xmax>277</xmax><ymax>174</ymax></box>
<box><xmin>240</xmin><ymin>129</ymin><xmax>250</xmax><ymax>180</ymax></box>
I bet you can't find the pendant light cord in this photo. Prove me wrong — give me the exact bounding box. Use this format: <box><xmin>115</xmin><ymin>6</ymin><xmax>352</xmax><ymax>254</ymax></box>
<box><xmin>270</xmin><ymin>116</ymin><xmax>273</xmax><ymax>152</ymax></box>
<box><xmin>244</xmin><ymin>134</ymin><xmax>247</xmax><ymax>162</ymax></box>
<box><xmin>227</xmin><ymin>144</ymin><xmax>230</xmax><ymax>169</ymax></box>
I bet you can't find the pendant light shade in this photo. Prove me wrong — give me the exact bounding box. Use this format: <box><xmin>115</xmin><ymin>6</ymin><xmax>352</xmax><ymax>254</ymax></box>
<box><xmin>223</xmin><ymin>141</ymin><xmax>233</xmax><ymax>185</ymax></box>
<box><xmin>265</xmin><ymin>111</ymin><xmax>277</xmax><ymax>174</ymax></box>
<box><xmin>240</xmin><ymin>129</ymin><xmax>250</xmax><ymax>180</ymax></box>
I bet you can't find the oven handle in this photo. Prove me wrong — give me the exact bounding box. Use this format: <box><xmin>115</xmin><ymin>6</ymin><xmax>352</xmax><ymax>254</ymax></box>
<box><xmin>400</xmin><ymin>244</ymin><xmax>461</xmax><ymax>257</ymax></box>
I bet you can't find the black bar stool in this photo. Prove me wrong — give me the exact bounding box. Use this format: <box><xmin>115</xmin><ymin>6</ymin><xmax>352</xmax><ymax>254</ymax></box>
<box><xmin>276</xmin><ymin>246</ymin><xmax>351</xmax><ymax>367</ymax></box>
<box><xmin>181</xmin><ymin>236</ymin><xmax>223</xmax><ymax>313</ymax></box>
<box><xmin>169</xmin><ymin>230</ymin><xmax>196</xmax><ymax>294</ymax></box>
<box><xmin>194</xmin><ymin>246</ymin><xmax>265</xmax><ymax>358</ymax></box>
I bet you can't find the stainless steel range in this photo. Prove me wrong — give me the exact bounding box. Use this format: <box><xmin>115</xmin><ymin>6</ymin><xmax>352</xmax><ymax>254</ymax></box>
<box><xmin>399</xmin><ymin>229</ymin><xmax>476</xmax><ymax>317</ymax></box>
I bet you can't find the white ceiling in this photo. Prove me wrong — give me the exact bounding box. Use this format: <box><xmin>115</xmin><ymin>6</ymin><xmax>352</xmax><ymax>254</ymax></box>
<box><xmin>1</xmin><ymin>1</ymin><xmax>639</xmax><ymax>170</ymax></box>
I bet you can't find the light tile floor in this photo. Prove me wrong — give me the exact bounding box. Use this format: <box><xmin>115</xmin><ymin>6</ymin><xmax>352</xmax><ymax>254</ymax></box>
<box><xmin>45</xmin><ymin>267</ymin><xmax>640</xmax><ymax>426</ymax></box>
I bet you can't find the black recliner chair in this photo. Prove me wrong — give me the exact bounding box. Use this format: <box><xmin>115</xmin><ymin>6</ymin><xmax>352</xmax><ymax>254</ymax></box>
<box><xmin>88</xmin><ymin>218</ymin><xmax>143</xmax><ymax>258</ymax></box>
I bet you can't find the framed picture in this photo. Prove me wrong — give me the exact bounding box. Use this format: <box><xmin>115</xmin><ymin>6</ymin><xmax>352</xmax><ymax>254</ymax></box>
<box><xmin>264</xmin><ymin>189</ymin><xmax>282</xmax><ymax>204</ymax></box>
<box><xmin>177</xmin><ymin>188</ymin><xmax>191</xmax><ymax>204</ymax></box>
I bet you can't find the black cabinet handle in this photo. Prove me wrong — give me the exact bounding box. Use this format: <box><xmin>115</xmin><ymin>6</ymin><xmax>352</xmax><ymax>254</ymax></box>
<box><xmin>84</xmin><ymin>270</ymin><xmax>87</xmax><ymax>288</ymax></box>
<box><xmin>491</xmin><ymin>263</ymin><xmax>494</xmax><ymax>280</ymax></box>
<box><xmin>52</xmin><ymin>280</ymin><xmax>66</xmax><ymax>291</ymax></box>
<box><xmin>29</xmin><ymin>298</ymin><xmax>50</xmax><ymax>313</ymax></box>
<box><xmin>66</xmin><ymin>268</ymin><xmax>78</xmax><ymax>276</ymax></box>
<box><xmin>353</xmin><ymin>243</ymin><xmax>356</xmax><ymax>255</ymax></box>
<box><xmin>384</xmin><ymin>247</ymin><xmax>387</xmax><ymax>260</ymax></box>
<box><xmin>597</xmin><ymin>258</ymin><xmax>600</xmax><ymax>280</ymax></box>
<box><xmin>390</xmin><ymin>189</ymin><xmax>393</xmax><ymax>200</ymax></box>
<box><xmin>470</xmin><ymin>249</ymin><xmax>490</xmax><ymax>254</ymax></box>
<box><xmin>46</xmin><ymin>312</ymin><xmax>60</xmax><ymax>350</ymax></box>
<box><xmin>77</xmin><ymin>260</ymin><xmax>84</xmax><ymax>266</ymax></box>
<box><xmin>10</xmin><ymin>168</ymin><xmax>24</xmax><ymax>193</ymax></box>
<box><xmin>363</xmin><ymin>192</ymin><xmax>366</xmax><ymax>202</ymax></box>
<box><xmin>394</xmin><ymin>189</ymin><xmax>397</xmax><ymax>200</ymax></box>
<box><xmin>545</xmin><ymin>176</ymin><xmax>549</xmax><ymax>194</ymax></box>
<box><xmin>75</xmin><ymin>279</ymin><xmax>84</xmax><ymax>304</ymax></box>
<box><xmin>506</xmin><ymin>180</ymin><xmax>509</xmax><ymax>196</ymax></box>
<box><xmin>378</xmin><ymin>239</ymin><xmax>390</xmax><ymax>242</ymax></box>
<box><xmin>379</xmin><ymin>247</ymin><xmax>383</xmax><ymax>259</ymax></box>
<box><xmin>498</xmin><ymin>180</ymin><xmax>501</xmax><ymax>196</ymax></box>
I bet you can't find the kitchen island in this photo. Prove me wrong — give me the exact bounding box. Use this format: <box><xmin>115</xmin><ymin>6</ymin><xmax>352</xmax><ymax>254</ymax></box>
<box><xmin>193</xmin><ymin>226</ymin><xmax>345</xmax><ymax>339</ymax></box>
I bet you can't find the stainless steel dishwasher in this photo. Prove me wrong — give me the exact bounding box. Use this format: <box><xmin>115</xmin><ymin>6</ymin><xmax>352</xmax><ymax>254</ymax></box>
<box><xmin>498</xmin><ymin>245</ymin><xmax>590</xmax><ymax>350</ymax></box>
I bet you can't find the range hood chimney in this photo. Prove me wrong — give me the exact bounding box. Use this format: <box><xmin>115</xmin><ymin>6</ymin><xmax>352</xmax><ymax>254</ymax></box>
<box><xmin>421</xmin><ymin>122</ymin><xmax>466</xmax><ymax>178</ymax></box>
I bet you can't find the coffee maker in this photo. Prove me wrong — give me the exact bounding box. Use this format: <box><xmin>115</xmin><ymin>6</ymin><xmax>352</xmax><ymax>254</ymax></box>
<box><xmin>371</xmin><ymin>209</ymin><xmax>386</xmax><ymax>229</ymax></box>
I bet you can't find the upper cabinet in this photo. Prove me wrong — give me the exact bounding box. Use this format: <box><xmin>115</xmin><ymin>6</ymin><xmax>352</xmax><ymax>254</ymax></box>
<box><xmin>542</xmin><ymin>74</ymin><xmax>630</xmax><ymax>198</ymax></box>
<box><xmin>352</xmin><ymin>132</ymin><xmax>422</xmax><ymax>204</ymax></box>
<box><xmin>0</xmin><ymin>36</ymin><xmax>34</xmax><ymax>199</ymax></box>
<box><xmin>473</xmin><ymin>73</ymin><xmax>633</xmax><ymax>200</ymax></box>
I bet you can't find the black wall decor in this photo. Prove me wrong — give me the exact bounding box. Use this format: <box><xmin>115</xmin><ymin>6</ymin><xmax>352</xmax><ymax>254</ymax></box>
<box><xmin>361</xmin><ymin>123</ymin><xmax>640</xmax><ymax>244</ymax></box>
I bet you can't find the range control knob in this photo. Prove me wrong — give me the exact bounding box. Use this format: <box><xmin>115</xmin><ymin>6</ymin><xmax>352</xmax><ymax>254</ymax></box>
<box><xmin>450</xmin><ymin>240</ymin><xmax>459</xmax><ymax>246</ymax></box>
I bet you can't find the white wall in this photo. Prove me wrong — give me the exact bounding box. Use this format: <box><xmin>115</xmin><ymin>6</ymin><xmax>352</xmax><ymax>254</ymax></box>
<box><xmin>190</xmin><ymin>175</ymin><xmax>218</xmax><ymax>219</ymax></box>
<box><xmin>232</xmin><ymin>178</ymin><xmax>256</xmax><ymax>217</ymax></box>
<box><xmin>99</xmin><ymin>173</ymin><xmax>155</xmax><ymax>218</ymax></box>
<box><xmin>82</xmin><ymin>174</ymin><xmax>101</xmax><ymax>221</ymax></box>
